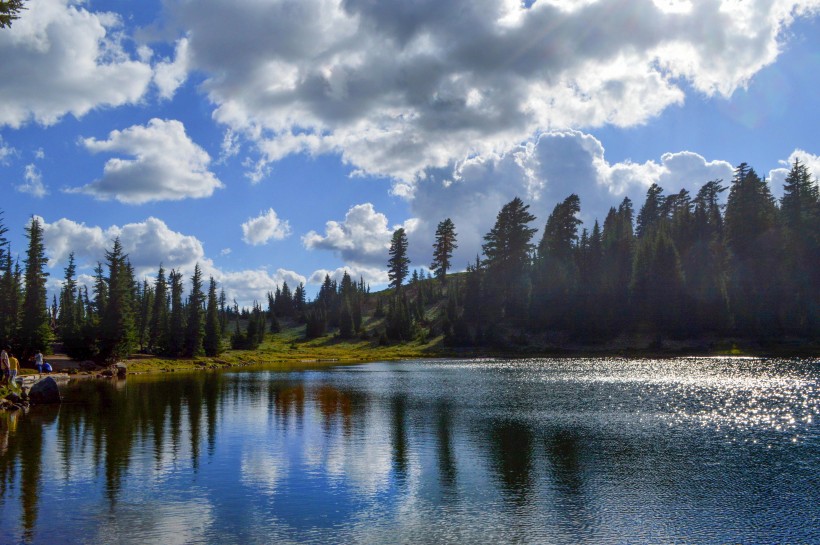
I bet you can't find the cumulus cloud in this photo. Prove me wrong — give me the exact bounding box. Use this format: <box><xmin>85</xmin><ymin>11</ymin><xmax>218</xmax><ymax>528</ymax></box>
<box><xmin>407</xmin><ymin>130</ymin><xmax>735</xmax><ymax>268</ymax></box>
<box><xmin>38</xmin><ymin>215</ymin><xmax>304</xmax><ymax>307</ymax></box>
<box><xmin>73</xmin><ymin>118</ymin><xmax>223</xmax><ymax>204</ymax></box>
<box><xmin>302</xmin><ymin>203</ymin><xmax>417</xmax><ymax>267</ymax></box>
<box><xmin>0</xmin><ymin>0</ymin><xmax>152</xmax><ymax>128</ymax></box>
<box><xmin>169</xmin><ymin>0</ymin><xmax>819</xmax><ymax>183</ymax></box>
<box><xmin>241</xmin><ymin>208</ymin><xmax>291</xmax><ymax>245</ymax></box>
<box><xmin>17</xmin><ymin>164</ymin><xmax>48</xmax><ymax>197</ymax></box>
<box><xmin>39</xmin><ymin>216</ymin><xmax>205</xmax><ymax>273</ymax></box>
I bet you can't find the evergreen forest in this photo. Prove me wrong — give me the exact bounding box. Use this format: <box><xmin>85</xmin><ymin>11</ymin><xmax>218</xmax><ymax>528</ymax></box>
<box><xmin>0</xmin><ymin>160</ymin><xmax>817</xmax><ymax>364</ymax></box>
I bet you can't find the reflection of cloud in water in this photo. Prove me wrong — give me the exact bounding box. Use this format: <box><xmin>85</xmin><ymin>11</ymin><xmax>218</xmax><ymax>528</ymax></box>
<box><xmin>91</xmin><ymin>497</ymin><xmax>214</xmax><ymax>545</ymax></box>
<box><xmin>241</xmin><ymin>448</ymin><xmax>288</xmax><ymax>495</ymax></box>
<box><xmin>301</xmin><ymin>403</ymin><xmax>393</xmax><ymax>496</ymax></box>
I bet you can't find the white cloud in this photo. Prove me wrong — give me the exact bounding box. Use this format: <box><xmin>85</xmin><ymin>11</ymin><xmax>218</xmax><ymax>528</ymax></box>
<box><xmin>154</xmin><ymin>37</ymin><xmax>190</xmax><ymax>100</ymax></box>
<box><xmin>38</xmin><ymin>215</ymin><xmax>305</xmax><ymax>308</ymax></box>
<box><xmin>302</xmin><ymin>203</ymin><xmax>416</xmax><ymax>267</ymax></box>
<box><xmin>39</xmin><ymin>216</ymin><xmax>205</xmax><ymax>273</ymax></box>
<box><xmin>17</xmin><ymin>164</ymin><xmax>48</xmax><ymax>197</ymax></box>
<box><xmin>169</xmin><ymin>0</ymin><xmax>820</xmax><ymax>184</ymax></box>
<box><xmin>0</xmin><ymin>0</ymin><xmax>153</xmax><ymax>128</ymax></box>
<box><xmin>0</xmin><ymin>136</ymin><xmax>17</xmax><ymax>165</ymax></box>
<box><xmin>73</xmin><ymin>118</ymin><xmax>223</xmax><ymax>204</ymax></box>
<box><xmin>218</xmin><ymin>129</ymin><xmax>241</xmax><ymax>163</ymax></box>
<box><xmin>220</xmin><ymin>248</ymin><xmax>232</xmax><ymax>256</ymax></box>
<box><xmin>241</xmin><ymin>208</ymin><xmax>291</xmax><ymax>245</ymax></box>
<box><xmin>34</xmin><ymin>148</ymin><xmax>45</xmax><ymax>160</ymax></box>
<box><xmin>219</xmin><ymin>268</ymin><xmax>307</xmax><ymax>304</ymax></box>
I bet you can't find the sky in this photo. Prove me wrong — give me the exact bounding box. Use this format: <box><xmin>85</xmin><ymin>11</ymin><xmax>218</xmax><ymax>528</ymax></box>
<box><xmin>1</xmin><ymin>0</ymin><xmax>819</xmax><ymax>306</ymax></box>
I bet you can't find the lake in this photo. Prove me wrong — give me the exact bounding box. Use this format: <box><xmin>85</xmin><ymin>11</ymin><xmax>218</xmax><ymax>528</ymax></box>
<box><xmin>1</xmin><ymin>357</ymin><xmax>818</xmax><ymax>544</ymax></box>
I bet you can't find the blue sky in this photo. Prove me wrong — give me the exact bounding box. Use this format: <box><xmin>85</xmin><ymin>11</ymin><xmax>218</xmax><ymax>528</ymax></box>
<box><xmin>1</xmin><ymin>0</ymin><xmax>818</xmax><ymax>305</ymax></box>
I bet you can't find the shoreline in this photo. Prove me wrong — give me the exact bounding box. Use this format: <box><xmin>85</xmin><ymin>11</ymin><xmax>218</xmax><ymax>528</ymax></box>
<box><xmin>2</xmin><ymin>337</ymin><xmax>816</xmax><ymax>411</ymax></box>
<box><xmin>49</xmin><ymin>334</ymin><xmax>820</xmax><ymax>376</ymax></box>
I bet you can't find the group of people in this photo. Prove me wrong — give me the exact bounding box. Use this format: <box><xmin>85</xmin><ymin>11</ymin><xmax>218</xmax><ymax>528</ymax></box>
<box><xmin>1</xmin><ymin>348</ymin><xmax>51</xmax><ymax>387</ymax></box>
<box><xmin>1</xmin><ymin>346</ymin><xmax>20</xmax><ymax>386</ymax></box>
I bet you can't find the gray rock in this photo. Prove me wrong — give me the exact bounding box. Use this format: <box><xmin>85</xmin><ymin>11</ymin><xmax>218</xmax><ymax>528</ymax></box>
<box><xmin>5</xmin><ymin>392</ymin><xmax>23</xmax><ymax>404</ymax></box>
<box><xmin>29</xmin><ymin>377</ymin><xmax>62</xmax><ymax>404</ymax></box>
<box><xmin>114</xmin><ymin>362</ymin><xmax>127</xmax><ymax>377</ymax></box>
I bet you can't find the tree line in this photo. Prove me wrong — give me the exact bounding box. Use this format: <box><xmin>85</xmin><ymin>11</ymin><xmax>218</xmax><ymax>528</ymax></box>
<box><xmin>379</xmin><ymin>160</ymin><xmax>819</xmax><ymax>345</ymax></box>
<box><xmin>0</xmin><ymin>160</ymin><xmax>817</xmax><ymax>363</ymax></box>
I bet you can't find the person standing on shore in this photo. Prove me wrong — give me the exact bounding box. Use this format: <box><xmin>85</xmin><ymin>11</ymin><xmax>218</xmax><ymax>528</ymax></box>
<box><xmin>1</xmin><ymin>346</ymin><xmax>9</xmax><ymax>385</ymax></box>
<box><xmin>8</xmin><ymin>351</ymin><xmax>19</xmax><ymax>385</ymax></box>
<box><xmin>34</xmin><ymin>350</ymin><xmax>43</xmax><ymax>374</ymax></box>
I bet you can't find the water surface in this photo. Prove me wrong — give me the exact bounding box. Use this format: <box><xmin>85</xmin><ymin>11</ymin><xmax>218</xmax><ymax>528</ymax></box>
<box><xmin>1</xmin><ymin>357</ymin><xmax>818</xmax><ymax>544</ymax></box>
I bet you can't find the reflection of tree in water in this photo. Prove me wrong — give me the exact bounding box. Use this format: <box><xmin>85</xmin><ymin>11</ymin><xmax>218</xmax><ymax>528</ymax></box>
<box><xmin>391</xmin><ymin>394</ymin><xmax>409</xmax><ymax>483</ymax></box>
<box><xmin>436</xmin><ymin>401</ymin><xmax>457</xmax><ymax>493</ymax></box>
<box><xmin>0</xmin><ymin>405</ymin><xmax>58</xmax><ymax>542</ymax></box>
<box><xmin>53</xmin><ymin>373</ymin><xmax>230</xmax><ymax>502</ymax></box>
<box><xmin>544</xmin><ymin>428</ymin><xmax>590</xmax><ymax>531</ymax></box>
<box><xmin>268</xmin><ymin>382</ymin><xmax>305</xmax><ymax>431</ymax></box>
<box><xmin>315</xmin><ymin>385</ymin><xmax>353</xmax><ymax>434</ymax></box>
<box><xmin>488</xmin><ymin>420</ymin><xmax>534</xmax><ymax>506</ymax></box>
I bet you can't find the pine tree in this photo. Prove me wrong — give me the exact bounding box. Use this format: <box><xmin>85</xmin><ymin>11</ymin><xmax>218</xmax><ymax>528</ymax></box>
<box><xmin>98</xmin><ymin>238</ymin><xmax>136</xmax><ymax>363</ymax></box>
<box><xmin>685</xmin><ymin>180</ymin><xmax>730</xmax><ymax>334</ymax></box>
<box><xmin>204</xmin><ymin>277</ymin><xmax>222</xmax><ymax>356</ymax></box>
<box><xmin>184</xmin><ymin>264</ymin><xmax>205</xmax><ymax>357</ymax></box>
<box><xmin>600</xmin><ymin>198</ymin><xmax>635</xmax><ymax>335</ymax></box>
<box><xmin>167</xmin><ymin>269</ymin><xmax>185</xmax><ymax>357</ymax></box>
<box><xmin>293</xmin><ymin>283</ymin><xmax>307</xmax><ymax>321</ymax></box>
<box><xmin>385</xmin><ymin>293</ymin><xmax>412</xmax><ymax>341</ymax></box>
<box><xmin>431</xmin><ymin>218</ymin><xmax>458</xmax><ymax>282</ymax></box>
<box><xmin>339</xmin><ymin>298</ymin><xmax>354</xmax><ymax>339</ymax></box>
<box><xmin>19</xmin><ymin>217</ymin><xmax>51</xmax><ymax>360</ymax></box>
<box><xmin>58</xmin><ymin>253</ymin><xmax>83</xmax><ymax>356</ymax></box>
<box><xmin>388</xmin><ymin>228</ymin><xmax>410</xmax><ymax>290</ymax></box>
<box><xmin>636</xmin><ymin>184</ymin><xmax>665</xmax><ymax>238</ymax></box>
<box><xmin>725</xmin><ymin>163</ymin><xmax>780</xmax><ymax>335</ymax></box>
<box><xmin>482</xmin><ymin>197</ymin><xmax>537</xmax><ymax>319</ymax></box>
<box><xmin>267</xmin><ymin>291</ymin><xmax>281</xmax><ymax>333</ymax></box>
<box><xmin>0</xmin><ymin>0</ymin><xmax>26</xmax><ymax>29</ymax></box>
<box><xmin>136</xmin><ymin>279</ymin><xmax>153</xmax><ymax>352</ymax></box>
<box><xmin>305</xmin><ymin>306</ymin><xmax>327</xmax><ymax>339</ymax></box>
<box><xmin>630</xmin><ymin>225</ymin><xmax>686</xmax><ymax>338</ymax></box>
<box><xmin>0</xmin><ymin>215</ymin><xmax>22</xmax><ymax>348</ymax></box>
<box><xmin>533</xmin><ymin>194</ymin><xmax>581</xmax><ymax>329</ymax></box>
<box><xmin>148</xmin><ymin>265</ymin><xmax>168</xmax><ymax>353</ymax></box>
<box><xmin>92</xmin><ymin>262</ymin><xmax>107</xmax><ymax>319</ymax></box>
<box><xmin>780</xmin><ymin>159</ymin><xmax>820</xmax><ymax>335</ymax></box>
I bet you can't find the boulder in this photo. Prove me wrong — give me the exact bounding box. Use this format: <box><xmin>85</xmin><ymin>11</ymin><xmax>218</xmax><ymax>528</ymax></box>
<box><xmin>5</xmin><ymin>392</ymin><xmax>23</xmax><ymax>405</ymax></box>
<box><xmin>114</xmin><ymin>362</ymin><xmax>127</xmax><ymax>377</ymax></box>
<box><xmin>29</xmin><ymin>377</ymin><xmax>62</xmax><ymax>405</ymax></box>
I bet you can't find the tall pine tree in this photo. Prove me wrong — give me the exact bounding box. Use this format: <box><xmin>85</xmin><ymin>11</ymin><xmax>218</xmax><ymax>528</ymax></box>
<box><xmin>184</xmin><ymin>264</ymin><xmax>205</xmax><ymax>357</ymax></box>
<box><xmin>431</xmin><ymin>218</ymin><xmax>458</xmax><ymax>282</ymax></box>
<box><xmin>19</xmin><ymin>217</ymin><xmax>51</xmax><ymax>360</ymax></box>
<box><xmin>204</xmin><ymin>277</ymin><xmax>222</xmax><ymax>356</ymax></box>
<box><xmin>388</xmin><ymin>228</ymin><xmax>410</xmax><ymax>290</ymax></box>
